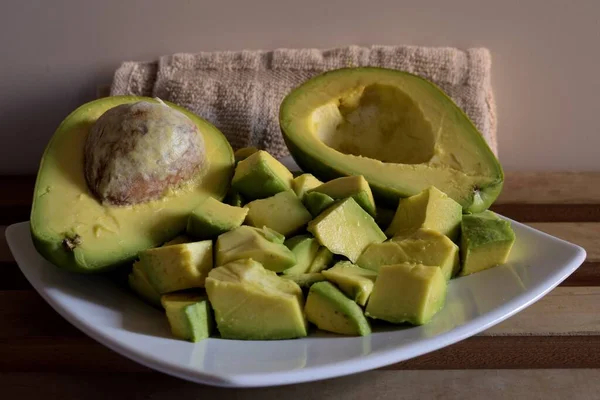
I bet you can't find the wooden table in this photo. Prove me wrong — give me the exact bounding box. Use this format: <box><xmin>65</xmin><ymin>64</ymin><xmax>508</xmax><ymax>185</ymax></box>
<box><xmin>2</xmin><ymin>172</ymin><xmax>599</xmax><ymax>399</ymax></box>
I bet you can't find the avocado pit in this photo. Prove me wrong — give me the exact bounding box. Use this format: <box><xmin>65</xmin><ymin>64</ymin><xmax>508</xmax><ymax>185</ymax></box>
<box><xmin>84</xmin><ymin>100</ymin><xmax>205</xmax><ymax>206</ymax></box>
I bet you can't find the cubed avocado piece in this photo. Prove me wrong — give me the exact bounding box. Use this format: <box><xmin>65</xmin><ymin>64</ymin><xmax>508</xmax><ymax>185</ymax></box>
<box><xmin>292</xmin><ymin>173</ymin><xmax>323</xmax><ymax>199</ymax></box>
<box><xmin>356</xmin><ymin>241</ymin><xmax>406</xmax><ymax>271</ymax></box>
<box><xmin>307</xmin><ymin>197</ymin><xmax>386</xmax><ymax>263</ymax></box>
<box><xmin>245</xmin><ymin>190</ymin><xmax>312</xmax><ymax>236</ymax></box>
<box><xmin>365</xmin><ymin>262</ymin><xmax>447</xmax><ymax>325</ymax></box>
<box><xmin>303</xmin><ymin>191</ymin><xmax>336</xmax><ymax>217</ymax></box>
<box><xmin>308</xmin><ymin>175</ymin><xmax>376</xmax><ymax>216</ymax></box>
<box><xmin>205</xmin><ymin>259</ymin><xmax>308</xmax><ymax>340</ymax></box>
<box><xmin>127</xmin><ymin>260</ymin><xmax>162</xmax><ymax>308</ymax></box>
<box><xmin>162</xmin><ymin>235</ymin><xmax>192</xmax><ymax>246</ymax></box>
<box><xmin>459</xmin><ymin>211</ymin><xmax>516</xmax><ymax>276</ymax></box>
<box><xmin>358</xmin><ymin>228</ymin><xmax>460</xmax><ymax>280</ymax></box>
<box><xmin>386</xmin><ymin>186</ymin><xmax>462</xmax><ymax>242</ymax></box>
<box><xmin>186</xmin><ymin>197</ymin><xmax>249</xmax><ymax>240</ymax></box>
<box><xmin>322</xmin><ymin>261</ymin><xmax>378</xmax><ymax>306</ymax></box>
<box><xmin>139</xmin><ymin>240</ymin><xmax>213</xmax><ymax>294</ymax></box>
<box><xmin>215</xmin><ymin>225</ymin><xmax>296</xmax><ymax>272</ymax></box>
<box><xmin>282</xmin><ymin>235</ymin><xmax>321</xmax><ymax>275</ymax></box>
<box><xmin>231</xmin><ymin>150</ymin><xmax>293</xmax><ymax>200</ymax></box>
<box><xmin>257</xmin><ymin>226</ymin><xmax>286</xmax><ymax>244</ymax></box>
<box><xmin>234</xmin><ymin>146</ymin><xmax>259</xmax><ymax>163</ymax></box>
<box><xmin>305</xmin><ymin>281</ymin><xmax>371</xmax><ymax>336</ymax></box>
<box><xmin>307</xmin><ymin>246</ymin><xmax>334</xmax><ymax>273</ymax></box>
<box><xmin>161</xmin><ymin>293</ymin><xmax>214</xmax><ymax>342</ymax></box>
<box><xmin>281</xmin><ymin>273</ymin><xmax>326</xmax><ymax>289</ymax></box>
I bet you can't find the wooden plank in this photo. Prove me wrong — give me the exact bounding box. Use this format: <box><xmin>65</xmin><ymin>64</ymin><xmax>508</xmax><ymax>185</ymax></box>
<box><xmin>497</xmin><ymin>172</ymin><xmax>600</xmax><ymax>204</ymax></box>
<box><xmin>1</xmin><ymin>287</ymin><xmax>599</xmax><ymax>339</ymax></box>
<box><xmin>0</xmin><ymin>335</ymin><xmax>598</xmax><ymax>373</ymax></box>
<box><xmin>528</xmin><ymin>222</ymin><xmax>600</xmax><ymax>261</ymax></box>
<box><xmin>2</xmin><ymin>370</ymin><xmax>600</xmax><ymax>400</ymax></box>
<box><xmin>483</xmin><ymin>287</ymin><xmax>600</xmax><ymax>336</ymax></box>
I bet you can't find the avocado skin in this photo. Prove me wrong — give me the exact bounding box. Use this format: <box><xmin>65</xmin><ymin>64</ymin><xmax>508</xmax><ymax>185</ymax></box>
<box><xmin>280</xmin><ymin>67</ymin><xmax>504</xmax><ymax>213</ymax></box>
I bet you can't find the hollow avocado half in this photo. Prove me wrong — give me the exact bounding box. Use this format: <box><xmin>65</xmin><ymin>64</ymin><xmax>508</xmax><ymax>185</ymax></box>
<box><xmin>279</xmin><ymin>67</ymin><xmax>504</xmax><ymax>213</ymax></box>
<box><xmin>30</xmin><ymin>96</ymin><xmax>235</xmax><ymax>273</ymax></box>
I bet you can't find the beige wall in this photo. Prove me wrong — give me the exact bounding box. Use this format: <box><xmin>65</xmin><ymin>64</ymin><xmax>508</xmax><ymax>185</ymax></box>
<box><xmin>1</xmin><ymin>0</ymin><xmax>598</xmax><ymax>174</ymax></box>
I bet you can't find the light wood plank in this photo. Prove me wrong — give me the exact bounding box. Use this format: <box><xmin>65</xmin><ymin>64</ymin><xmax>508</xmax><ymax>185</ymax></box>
<box><xmin>483</xmin><ymin>287</ymin><xmax>600</xmax><ymax>336</ymax></box>
<box><xmin>528</xmin><ymin>222</ymin><xmax>600</xmax><ymax>261</ymax></box>
<box><xmin>498</xmin><ymin>172</ymin><xmax>600</xmax><ymax>204</ymax></box>
<box><xmin>1</xmin><ymin>288</ymin><xmax>599</xmax><ymax>339</ymax></box>
<box><xmin>2</xmin><ymin>370</ymin><xmax>600</xmax><ymax>400</ymax></box>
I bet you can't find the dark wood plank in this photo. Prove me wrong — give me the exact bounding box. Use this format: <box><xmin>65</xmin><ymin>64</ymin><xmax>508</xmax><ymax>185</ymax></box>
<box><xmin>2</xmin><ymin>370</ymin><xmax>600</xmax><ymax>400</ymax></box>
<box><xmin>1</xmin><ymin>335</ymin><xmax>598</xmax><ymax>373</ymax></box>
<box><xmin>0</xmin><ymin>263</ymin><xmax>31</xmax><ymax>289</ymax></box>
<box><xmin>388</xmin><ymin>336</ymin><xmax>600</xmax><ymax>370</ymax></box>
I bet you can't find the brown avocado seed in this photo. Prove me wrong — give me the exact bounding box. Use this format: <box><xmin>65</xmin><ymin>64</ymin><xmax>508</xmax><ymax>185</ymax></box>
<box><xmin>84</xmin><ymin>100</ymin><xmax>205</xmax><ymax>206</ymax></box>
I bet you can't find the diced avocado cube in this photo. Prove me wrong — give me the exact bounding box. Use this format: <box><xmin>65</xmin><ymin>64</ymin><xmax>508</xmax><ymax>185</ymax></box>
<box><xmin>205</xmin><ymin>259</ymin><xmax>308</xmax><ymax>340</ymax></box>
<box><xmin>386</xmin><ymin>186</ymin><xmax>462</xmax><ymax>242</ymax></box>
<box><xmin>282</xmin><ymin>235</ymin><xmax>321</xmax><ymax>275</ymax></box>
<box><xmin>308</xmin><ymin>175</ymin><xmax>376</xmax><ymax>216</ymax></box>
<box><xmin>307</xmin><ymin>246</ymin><xmax>334</xmax><ymax>273</ymax></box>
<box><xmin>308</xmin><ymin>197</ymin><xmax>386</xmax><ymax>263</ymax></box>
<box><xmin>281</xmin><ymin>273</ymin><xmax>326</xmax><ymax>289</ymax></box>
<box><xmin>257</xmin><ymin>226</ymin><xmax>285</xmax><ymax>244</ymax></box>
<box><xmin>127</xmin><ymin>260</ymin><xmax>162</xmax><ymax>308</ymax></box>
<box><xmin>186</xmin><ymin>197</ymin><xmax>248</xmax><ymax>240</ymax></box>
<box><xmin>459</xmin><ymin>211</ymin><xmax>516</xmax><ymax>276</ymax></box>
<box><xmin>231</xmin><ymin>150</ymin><xmax>293</xmax><ymax>200</ymax></box>
<box><xmin>215</xmin><ymin>225</ymin><xmax>296</xmax><ymax>272</ymax></box>
<box><xmin>356</xmin><ymin>241</ymin><xmax>406</xmax><ymax>271</ymax></box>
<box><xmin>245</xmin><ymin>190</ymin><xmax>312</xmax><ymax>236</ymax></box>
<box><xmin>322</xmin><ymin>261</ymin><xmax>378</xmax><ymax>306</ymax></box>
<box><xmin>139</xmin><ymin>241</ymin><xmax>213</xmax><ymax>294</ymax></box>
<box><xmin>162</xmin><ymin>235</ymin><xmax>191</xmax><ymax>247</ymax></box>
<box><xmin>234</xmin><ymin>146</ymin><xmax>259</xmax><ymax>163</ymax></box>
<box><xmin>292</xmin><ymin>173</ymin><xmax>323</xmax><ymax>199</ymax></box>
<box><xmin>303</xmin><ymin>191</ymin><xmax>336</xmax><ymax>217</ymax></box>
<box><xmin>366</xmin><ymin>262</ymin><xmax>447</xmax><ymax>325</ymax></box>
<box><xmin>358</xmin><ymin>228</ymin><xmax>460</xmax><ymax>280</ymax></box>
<box><xmin>161</xmin><ymin>293</ymin><xmax>214</xmax><ymax>342</ymax></box>
<box><xmin>305</xmin><ymin>281</ymin><xmax>371</xmax><ymax>336</ymax></box>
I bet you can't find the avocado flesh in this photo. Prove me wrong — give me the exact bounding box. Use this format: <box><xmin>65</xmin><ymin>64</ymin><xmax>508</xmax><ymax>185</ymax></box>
<box><xmin>305</xmin><ymin>281</ymin><xmax>371</xmax><ymax>336</ymax></box>
<box><xmin>459</xmin><ymin>211</ymin><xmax>516</xmax><ymax>276</ymax></box>
<box><xmin>161</xmin><ymin>293</ymin><xmax>214</xmax><ymax>342</ymax></box>
<box><xmin>205</xmin><ymin>259</ymin><xmax>308</xmax><ymax>340</ymax></box>
<box><xmin>280</xmin><ymin>67</ymin><xmax>503</xmax><ymax>212</ymax></box>
<box><xmin>30</xmin><ymin>96</ymin><xmax>234</xmax><ymax>273</ymax></box>
<box><xmin>365</xmin><ymin>262</ymin><xmax>447</xmax><ymax>325</ymax></box>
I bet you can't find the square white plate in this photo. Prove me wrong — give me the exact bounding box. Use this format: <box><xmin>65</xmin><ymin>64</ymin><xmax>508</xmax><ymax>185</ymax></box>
<box><xmin>6</xmin><ymin>158</ymin><xmax>587</xmax><ymax>388</ymax></box>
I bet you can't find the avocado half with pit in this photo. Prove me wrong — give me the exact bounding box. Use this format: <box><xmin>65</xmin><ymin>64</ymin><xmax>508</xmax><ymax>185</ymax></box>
<box><xmin>30</xmin><ymin>96</ymin><xmax>234</xmax><ymax>273</ymax></box>
<box><xmin>279</xmin><ymin>67</ymin><xmax>504</xmax><ymax>213</ymax></box>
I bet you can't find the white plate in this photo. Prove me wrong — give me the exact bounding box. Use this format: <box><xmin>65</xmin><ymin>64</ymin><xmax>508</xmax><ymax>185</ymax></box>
<box><xmin>6</xmin><ymin>157</ymin><xmax>587</xmax><ymax>388</ymax></box>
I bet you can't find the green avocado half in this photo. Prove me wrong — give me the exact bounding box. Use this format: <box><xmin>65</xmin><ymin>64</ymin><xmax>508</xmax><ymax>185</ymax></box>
<box><xmin>30</xmin><ymin>96</ymin><xmax>235</xmax><ymax>273</ymax></box>
<box><xmin>279</xmin><ymin>67</ymin><xmax>504</xmax><ymax>213</ymax></box>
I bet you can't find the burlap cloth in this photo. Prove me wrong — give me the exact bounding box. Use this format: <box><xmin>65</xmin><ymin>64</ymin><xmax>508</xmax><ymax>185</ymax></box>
<box><xmin>110</xmin><ymin>45</ymin><xmax>497</xmax><ymax>158</ymax></box>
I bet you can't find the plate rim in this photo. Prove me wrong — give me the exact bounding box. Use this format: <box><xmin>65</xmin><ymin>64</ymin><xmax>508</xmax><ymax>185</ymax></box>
<box><xmin>5</xmin><ymin>219</ymin><xmax>587</xmax><ymax>388</ymax></box>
